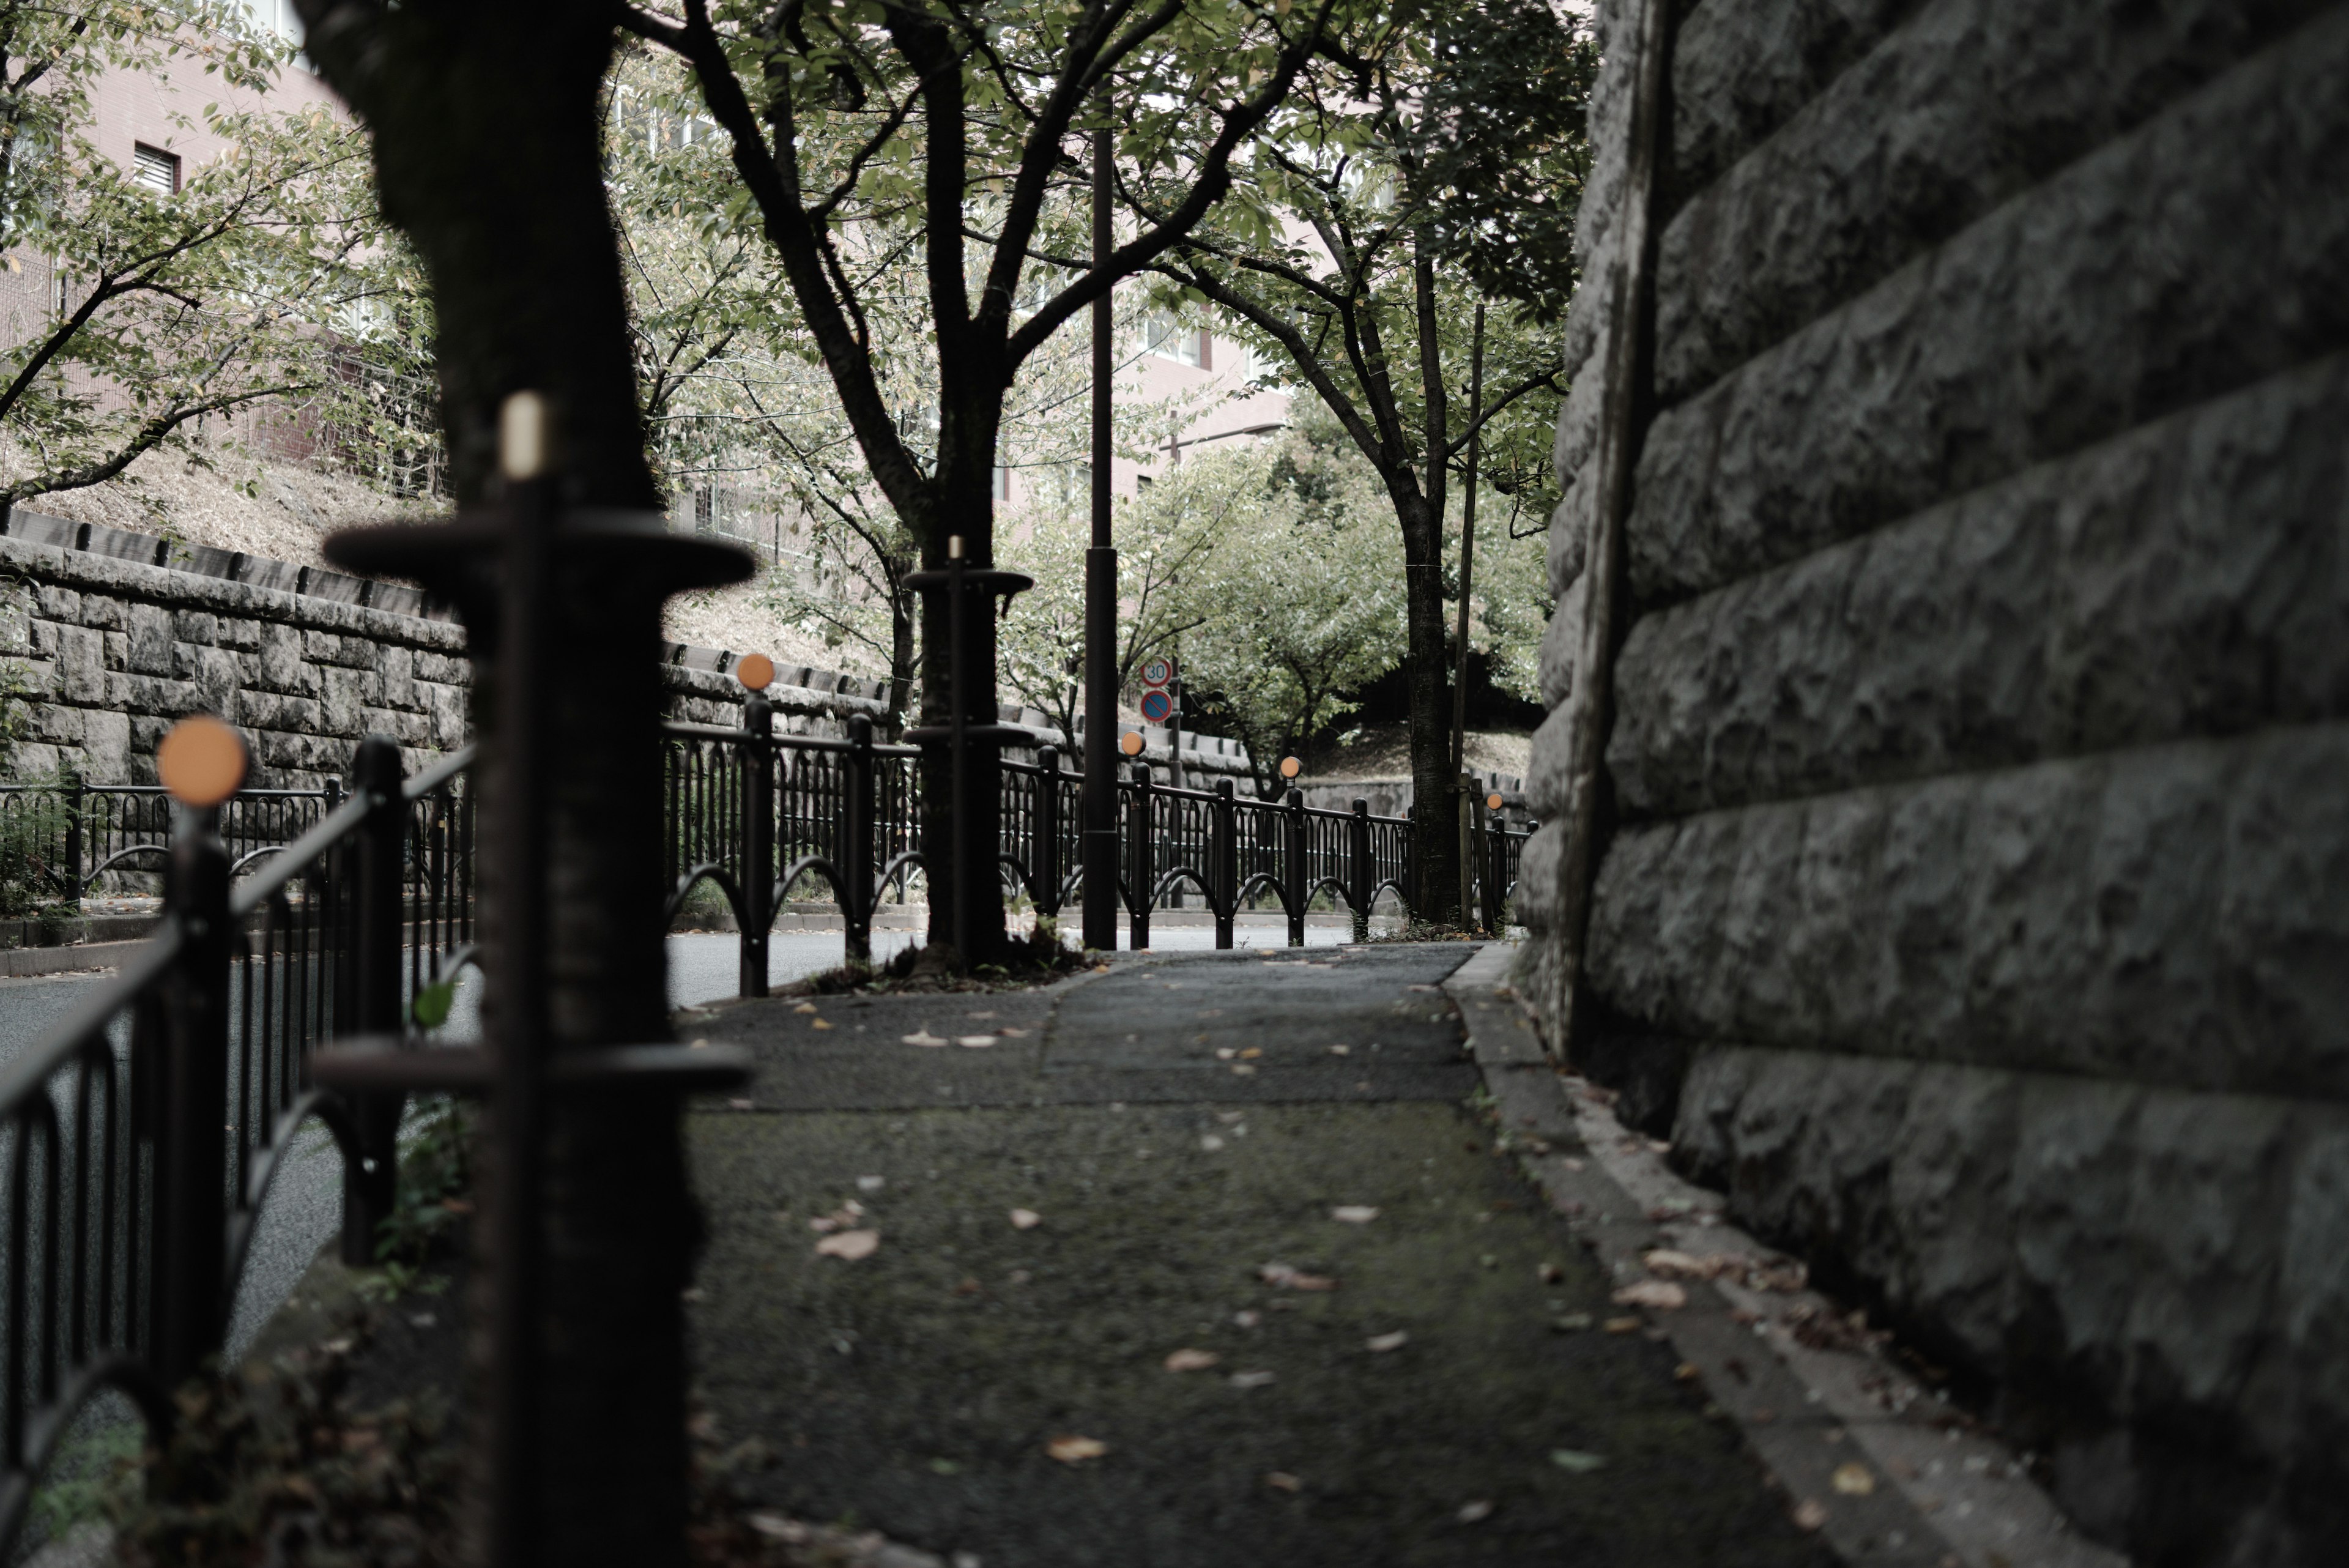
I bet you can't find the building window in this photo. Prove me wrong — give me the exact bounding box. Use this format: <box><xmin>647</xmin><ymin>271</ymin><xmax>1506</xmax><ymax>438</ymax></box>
<box><xmin>1135</xmin><ymin>474</ymin><xmax>1153</xmax><ymax>491</ymax></box>
<box><xmin>132</xmin><ymin>144</ymin><xmax>179</xmax><ymax>195</ymax></box>
<box><xmin>1144</xmin><ymin>311</ymin><xmax>1205</xmax><ymax>367</ymax></box>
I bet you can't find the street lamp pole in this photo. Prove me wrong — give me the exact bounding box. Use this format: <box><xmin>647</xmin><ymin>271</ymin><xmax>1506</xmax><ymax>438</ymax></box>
<box><xmin>1082</xmin><ymin>116</ymin><xmax>1119</xmax><ymax>951</ymax></box>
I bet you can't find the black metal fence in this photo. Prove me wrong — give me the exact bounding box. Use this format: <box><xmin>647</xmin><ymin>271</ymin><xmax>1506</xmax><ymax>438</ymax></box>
<box><xmin>0</xmin><ymin>781</ymin><xmax>338</xmax><ymax>906</ymax></box>
<box><xmin>655</xmin><ymin>702</ymin><xmax>1538</xmax><ymax>987</ymax></box>
<box><xmin>0</xmin><ymin>736</ymin><xmax>473</xmax><ymax>1547</ymax></box>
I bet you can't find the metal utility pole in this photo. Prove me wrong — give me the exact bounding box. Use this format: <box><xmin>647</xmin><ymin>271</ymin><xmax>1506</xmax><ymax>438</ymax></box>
<box><xmin>1450</xmin><ymin>303</ymin><xmax>1485</xmax><ymax>778</ymax></box>
<box><xmin>1082</xmin><ymin>117</ymin><xmax>1119</xmax><ymax>952</ymax></box>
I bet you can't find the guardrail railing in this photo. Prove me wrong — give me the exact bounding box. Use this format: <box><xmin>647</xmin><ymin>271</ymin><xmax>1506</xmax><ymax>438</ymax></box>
<box><xmin>0</xmin><ymin>723</ymin><xmax>475</xmax><ymax>1550</ymax></box>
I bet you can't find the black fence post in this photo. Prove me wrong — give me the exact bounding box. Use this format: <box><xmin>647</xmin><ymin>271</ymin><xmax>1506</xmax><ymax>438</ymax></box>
<box><xmin>1034</xmin><ymin>743</ymin><xmax>1061</xmax><ymax>921</ymax></box>
<box><xmin>151</xmin><ymin>804</ymin><xmax>232</xmax><ymax>1391</ymax></box>
<box><xmin>60</xmin><ymin>768</ymin><xmax>83</xmax><ymax>906</ymax></box>
<box><xmin>843</xmin><ymin>714</ymin><xmax>875</xmax><ymax>966</ymax></box>
<box><xmin>1212</xmin><ymin>779</ymin><xmax>1236</xmax><ymax>949</ymax></box>
<box><xmin>341</xmin><ymin>736</ymin><xmax>409</xmax><ymax>1266</ymax></box>
<box><xmin>740</xmin><ymin>693</ymin><xmax>774</xmax><ymax>998</ymax></box>
<box><xmin>1484</xmin><ymin>803</ymin><xmax>1505</xmax><ymax>934</ymax></box>
<box><xmin>1126</xmin><ymin>762</ymin><xmax>1152</xmax><ymax>951</ymax></box>
<box><xmin>1403</xmin><ymin>804</ymin><xmax>1419</xmax><ymax>926</ymax></box>
<box><xmin>1284</xmin><ymin>787</ymin><xmax>1307</xmax><ymax>948</ymax></box>
<box><xmin>1350</xmin><ymin>799</ymin><xmax>1371</xmax><ymax>944</ymax></box>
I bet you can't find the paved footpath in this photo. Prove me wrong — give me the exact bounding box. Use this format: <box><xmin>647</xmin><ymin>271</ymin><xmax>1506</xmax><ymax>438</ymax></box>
<box><xmin>680</xmin><ymin>945</ymin><xmax>1838</xmax><ymax>1568</ymax></box>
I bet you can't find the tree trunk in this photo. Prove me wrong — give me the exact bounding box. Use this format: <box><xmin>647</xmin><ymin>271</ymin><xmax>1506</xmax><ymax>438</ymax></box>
<box><xmin>1407</xmin><ymin>231</ymin><xmax>1461</xmax><ymax>926</ymax></box>
<box><xmin>888</xmin><ymin>554</ymin><xmax>916</xmax><ymax>741</ymax></box>
<box><xmin>1400</xmin><ymin>503</ymin><xmax>1461</xmax><ymax>926</ymax></box>
<box><xmin>299</xmin><ymin>6</ymin><xmax>727</xmax><ymax>1565</ymax></box>
<box><xmin>910</xmin><ymin>459</ymin><xmax>1009</xmax><ymax>964</ymax></box>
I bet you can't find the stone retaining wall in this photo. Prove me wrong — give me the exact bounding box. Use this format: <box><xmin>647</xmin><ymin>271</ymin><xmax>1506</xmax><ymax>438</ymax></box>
<box><xmin>1518</xmin><ymin>1</ymin><xmax>2348</xmax><ymax>1559</ymax></box>
<box><xmin>0</xmin><ymin>511</ymin><xmax>895</xmax><ymax>788</ymax></box>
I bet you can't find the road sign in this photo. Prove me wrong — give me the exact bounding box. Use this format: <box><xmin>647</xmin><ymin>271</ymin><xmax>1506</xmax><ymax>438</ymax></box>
<box><xmin>1140</xmin><ymin>688</ymin><xmax>1176</xmax><ymax>723</ymax></box>
<box><xmin>1139</xmin><ymin>655</ymin><xmax>1176</xmax><ymax>688</ymax></box>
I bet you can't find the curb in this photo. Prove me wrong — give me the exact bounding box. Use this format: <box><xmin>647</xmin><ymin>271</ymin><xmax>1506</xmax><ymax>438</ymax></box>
<box><xmin>1</xmin><ymin>939</ymin><xmax>148</xmax><ymax>978</ymax></box>
<box><xmin>1442</xmin><ymin>943</ymin><xmax>2129</xmax><ymax>1568</ymax></box>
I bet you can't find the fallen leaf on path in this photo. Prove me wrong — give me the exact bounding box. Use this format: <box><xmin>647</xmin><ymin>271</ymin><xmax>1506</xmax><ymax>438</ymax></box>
<box><xmin>997</xmin><ymin>1027</ymin><xmax>1031</xmax><ymax>1038</ymax></box>
<box><xmin>1257</xmin><ymin>1263</ymin><xmax>1337</xmax><ymax>1291</ymax></box>
<box><xmin>1641</xmin><ymin>1249</ymin><xmax>1724</xmax><ymax>1280</ymax></box>
<box><xmin>1200</xmin><ymin>1134</ymin><xmax>1225</xmax><ymax>1151</ymax></box>
<box><xmin>1603</xmin><ymin>1317</ymin><xmax>1643</xmax><ymax>1334</ymax></box>
<box><xmin>1234</xmin><ymin>1310</ymin><xmax>1261</xmax><ymax>1328</ymax></box>
<box><xmin>810</xmin><ymin>1017</ymin><xmax>834</xmax><ymax>1030</ymax></box>
<box><xmin>1009</xmin><ymin>1208</ymin><xmax>1042</xmax><ymax>1230</ymax></box>
<box><xmin>814</xmin><ymin>1230</ymin><xmax>880</xmax><ymax>1260</ymax></box>
<box><xmin>1364</xmin><ymin>1331</ymin><xmax>1409</xmax><ymax>1353</ymax></box>
<box><xmin>902</xmin><ymin>1031</ymin><xmax>948</xmax><ymax>1047</ymax></box>
<box><xmin>1263</xmin><ymin>1471</ymin><xmax>1302</xmax><ymax>1492</ymax></box>
<box><xmin>1551</xmin><ymin>1313</ymin><xmax>1594</xmax><ymax>1332</ymax></box>
<box><xmin>1831</xmin><ymin>1462</ymin><xmax>1876</xmax><ymax>1496</ymax></box>
<box><xmin>792</xmin><ymin>1003</ymin><xmax>819</xmax><ymax>1014</ymax></box>
<box><xmin>1331</xmin><ymin>1206</ymin><xmax>1380</xmax><ymax>1224</ymax></box>
<box><xmin>1549</xmin><ymin>1449</ymin><xmax>1607</xmax><ymax>1473</ymax></box>
<box><xmin>1238</xmin><ymin>1047</ymin><xmax>1262</xmax><ymax>1060</ymax></box>
<box><xmin>1047</xmin><ymin>1436</ymin><xmax>1107</xmax><ymax>1464</ymax></box>
<box><xmin>967</xmin><ymin>1010</ymin><xmax>996</xmax><ymax>1019</ymax></box>
<box><xmin>956</xmin><ymin>1035</ymin><xmax>996</xmax><ymax>1048</ymax></box>
<box><xmin>1612</xmin><ymin>1280</ymin><xmax>1688</xmax><ymax>1310</ymax></box>
<box><xmin>1538</xmin><ymin>1262</ymin><xmax>1564</xmax><ymax>1284</ymax></box>
<box><xmin>1791</xmin><ymin>1499</ymin><xmax>1828</xmax><ymax>1531</ymax></box>
<box><xmin>745</xmin><ymin>1513</ymin><xmax>806</xmax><ymax>1544</ymax></box>
<box><xmin>856</xmin><ymin>1175</ymin><xmax>886</xmax><ymax>1192</ymax></box>
<box><xmin>1163</xmin><ymin>1348</ymin><xmax>1220</xmax><ymax>1373</ymax></box>
<box><xmin>1328</xmin><ymin>1044</ymin><xmax>1351</xmax><ymax>1055</ymax></box>
<box><xmin>727</xmin><ymin>1099</ymin><xmax>754</xmax><ymax>1110</ymax></box>
<box><xmin>1229</xmin><ymin>1370</ymin><xmax>1275</xmax><ymax>1389</ymax></box>
<box><xmin>1231</xmin><ymin>1063</ymin><xmax>1256</xmax><ymax>1076</ymax></box>
<box><xmin>1215</xmin><ymin>1047</ymin><xmax>1237</xmax><ymax>1060</ymax></box>
<box><xmin>1457</xmin><ymin>1500</ymin><xmax>1494</xmax><ymax>1523</ymax></box>
<box><xmin>1675</xmin><ymin>1362</ymin><xmax>1702</xmax><ymax>1382</ymax></box>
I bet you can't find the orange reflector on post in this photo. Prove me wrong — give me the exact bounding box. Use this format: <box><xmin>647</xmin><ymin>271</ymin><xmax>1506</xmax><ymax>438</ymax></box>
<box><xmin>1119</xmin><ymin>731</ymin><xmax>1145</xmax><ymax>757</ymax></box>
<box><xmin>736</xmin><ymin>653</ymin><xmax>775</xmax><ymax>691</ymax></box>
<box><xmin>157</xmin><ymin>715</ymin><xmax>248</xmax><ymax>808</ymax></box>
<box><xmin>1488</xmin><ymin>793</ymin><xmax>1504</xmax><ymax>811</ymax></box>
<box><xmin>1279</xmin><ymin>756</ymin><xmax>1302</xmax><ymax>780</ymax></box>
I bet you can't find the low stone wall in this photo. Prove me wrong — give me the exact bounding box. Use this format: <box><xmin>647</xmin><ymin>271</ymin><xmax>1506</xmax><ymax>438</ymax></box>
<box><xmin>1520</xmin><ymin>1</ymin><xmax>2348</xmax><ymax>1559</ymax></box>
<box><xmin>0</xmin><ymin>510</ymin><xmax>895</xmax><ymax>788</ymax></box>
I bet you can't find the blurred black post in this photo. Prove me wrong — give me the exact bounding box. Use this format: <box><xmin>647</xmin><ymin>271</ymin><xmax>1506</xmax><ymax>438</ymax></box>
<box><xmin>150</xmin><ymin>805</ymin><xmax>230</xmax><ymax>1389</ymax></box>
<box><xmin>1350</xmin><ymin>799</ymin><xmax>1372</xmax><ymax>943</ymax></box>
<box><xmin>341</xmin><ymin>735</ymin><xmax>409</xmax><ymax>1265</ymax></box>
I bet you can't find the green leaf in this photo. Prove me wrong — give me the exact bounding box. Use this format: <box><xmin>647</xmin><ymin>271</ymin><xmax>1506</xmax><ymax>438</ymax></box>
<box><xmin>411</xmin><ymin>980</ymin><xmax>457</xmax><ymax>1031</ymax></box>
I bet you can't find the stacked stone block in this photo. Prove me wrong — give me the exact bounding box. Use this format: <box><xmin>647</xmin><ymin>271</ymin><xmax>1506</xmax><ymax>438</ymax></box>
<box><xmin>0</xmin><ymin>517</ymin><xmax>896</xmax><ymax>789</ymax></box>
<box><xmin>1520</xmin><ymin>0</ymin><xmax>2349</xmax><ymax>1558</ymax></box>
